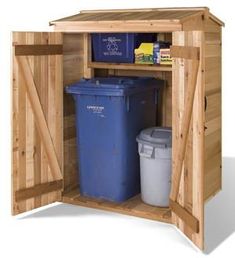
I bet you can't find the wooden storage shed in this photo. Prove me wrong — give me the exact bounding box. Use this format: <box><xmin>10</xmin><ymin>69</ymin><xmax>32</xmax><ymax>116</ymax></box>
<box><xmin>12</xmin><ymin>7</ymin><xmax>224</xmax><ymax>250</ymax></box>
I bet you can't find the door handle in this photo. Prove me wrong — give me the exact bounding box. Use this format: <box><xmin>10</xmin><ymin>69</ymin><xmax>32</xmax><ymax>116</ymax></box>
<box><xmin>205</xmin><ymin>96</ymin><xmax>207</xmax><ymax>111</ymax></box>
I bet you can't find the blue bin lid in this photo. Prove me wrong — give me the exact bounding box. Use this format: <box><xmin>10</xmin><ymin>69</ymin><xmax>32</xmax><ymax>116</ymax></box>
<box><xmin>65</xmin><ymin>77</ymin><xmax>164</xmax><ymax>97</ymax></box>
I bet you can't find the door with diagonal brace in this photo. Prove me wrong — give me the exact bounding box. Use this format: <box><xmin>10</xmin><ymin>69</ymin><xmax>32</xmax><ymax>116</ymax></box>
<box><xmin>12</xmin><ymin>32</ymin><xmax>63</xmax><ymax>215</ymax></box>
<box><xmin>170</xmin><ymin>31</ymin><xmax>204</xmax><ymax>250</ymax></box>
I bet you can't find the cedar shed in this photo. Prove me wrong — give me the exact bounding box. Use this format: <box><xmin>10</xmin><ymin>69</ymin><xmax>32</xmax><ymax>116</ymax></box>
<box><xmin>12</xmin><ymin>7</ymin><xmax>224</xmax><ymax>250</ymax></box>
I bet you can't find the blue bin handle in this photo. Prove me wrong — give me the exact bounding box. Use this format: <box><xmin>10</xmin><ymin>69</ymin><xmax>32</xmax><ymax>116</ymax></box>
<box><xmin>125</xmin><ymin>96</ymin><xmax>130</xmax><ymax>112</ymax></box>
<box><xmin>118</xmin><ymin>78</ymin><xmax>134</xmax><ymax>85</ymax></box>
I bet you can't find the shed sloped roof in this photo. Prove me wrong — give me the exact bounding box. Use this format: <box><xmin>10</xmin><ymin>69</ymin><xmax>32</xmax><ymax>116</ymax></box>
<box><xmin>50</xmin><ymin>7</ymin><xmax>224</xmax><ymax>32</ymax></box>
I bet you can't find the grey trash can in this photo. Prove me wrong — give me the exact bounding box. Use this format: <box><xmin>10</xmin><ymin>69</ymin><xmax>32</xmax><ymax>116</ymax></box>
<box><xmin>136</xmin><ymin>127</ymin><xmax>172</xmax><ymax>207</ymax></box>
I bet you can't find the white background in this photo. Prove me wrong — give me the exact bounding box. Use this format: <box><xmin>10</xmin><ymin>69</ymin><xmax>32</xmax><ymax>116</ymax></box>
<box><xmin>0</xmin><ymin>0</ymin><xmax>234</xmax><ymax>257</ymax></box>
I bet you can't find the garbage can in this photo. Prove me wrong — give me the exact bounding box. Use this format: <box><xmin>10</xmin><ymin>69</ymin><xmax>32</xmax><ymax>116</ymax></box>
<box><xmin>136</xmin><ymin>127</ymin><xmax>172</xmax><ymax>207</ymax></box>
<box><xmin>66</xmin><ymin>77</ymin><xmax>164</xmax><ymax>202</ymax></box>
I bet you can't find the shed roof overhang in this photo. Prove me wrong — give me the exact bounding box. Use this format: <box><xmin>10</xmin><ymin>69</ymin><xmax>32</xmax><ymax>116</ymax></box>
<box><xmin>50</xmin><ymin>7</ymin><xmax>224</xmax><ymax>33</ymax></box>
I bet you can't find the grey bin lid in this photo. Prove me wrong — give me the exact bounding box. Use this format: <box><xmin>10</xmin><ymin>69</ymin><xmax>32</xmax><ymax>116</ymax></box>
<box><xmin>137</xmin><ymin>127</ymin><xmax>172</xmax><ymax>148</ymax></box>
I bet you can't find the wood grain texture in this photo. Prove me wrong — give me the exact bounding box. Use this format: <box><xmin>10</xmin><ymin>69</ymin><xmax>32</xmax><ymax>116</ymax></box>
<box><xmin>63</xmin><ymin>188</ymin><xmax>172</xmax><ymax>223</ymax></box>
<box><xmin>51</xmin><ymin>10</ymin><xmax>199</xmax><ymax>22</ymax></box>
<box><xmin>170</xmin><ymin>199</ymin><xmax>199</xmax><ymax>233</ymax></box>
<box><xmin>171</xmin><ymin>31</ymin><xmax>205</xmax><ymax>250</ymax></box>
<box><xmin>63</xmin><ymin>33</ymin><xmax>85</xmax><ymax>193</ymax></box>
<box><xmin>15</xmin><ymin>180</ymin><xmax>63</xmax><ymax>202</ymax></box>
<box><xmin>182</xmin><ymin>14</ymin><xmax>204</xmax><ymax>31</ymax></box>
<box><xmin>16</xmin><ymin>56</ymin><xmax>62</xmax><ymax>181</ymax></box>
<box><xmin>204</xmin><ymin>152</ymin><xmax>221</xmax><ymax>200</ymax></box>
<box><xmin>205</xmin><ymin>32</ymin><xmax>221</xmax><ymax>44</ymax></box>
<box><xmin>183</xmin><ymin>31</ymin><xmax>194</xmax><ymax>239</ymax></box>
<box><xmin>63</xmin><ymin>33</ymin><xmax>84</xmax><ymax>85</ymax></box>
<box><xmin>161</xmin><ymin>71</ymin><xmax>172</xmax><ymax>127</ymax></box>
<box><xmin>50</xmin><ymin>7</ymin><xmax>223</xmax><ymax>29</ymax></box>
<box><xmin>205</xmin><ymin>93</ymin><xmax>221</xmax><ymax>122</ymax></box>
<box><xmin>205</xmin><ymin>19</ymin><xmax>222</xmax><ymax>32</ymax></box>
<box><xmin>52</xmin><ymin>21</ymin><xmax>182</xmax><ymax>33</ymax></box>
<box><xmin>83</xmin><ymin>33</ymin><xmax>94</xmax><ymax>78</ymax></box>
<box><xmin>170</xmin><ymin>49</ymin><xmax>199</xmax><ymax>201</ymax></box>
<box><xmin>15</xmin><ymin>44</ymin><xmax>63</xmax><ymax>56</ymax></box>
<box><xmin>12</xmin><ymin>32</ymin><xmax>63</xmax><ymax>215</ymax></box>
<box><xmin>204</xmin><ymin>24</ymin><xmax>222</xmax><ymax>202</ymax></box>
<box><xmin>79</xmin><ymin>7</ymin><xmax>211</xmax><ymax>14</ymax></box>
<box><xmin>171</xmin><ymin>31</ymin><xmax>185</xmax><ymax>238</ymax></box>
<box><xmin>89</xmin><ymin>62</ymin><xmax>172</xmax><ymax>72</ymax></box>
<box><xmin>50</xmin><ymin>8</ymin><xmax>224</xmax><ymax>33</ymax></box>
<box><xmin>170</xmin><ymin>45</ymin><xmax>200</xmax><ymax>60</ymax></box>
<box><xmin>191</xmin><ymin>31</ymin><xmax>205</xmax><ymax>248</ymax></box>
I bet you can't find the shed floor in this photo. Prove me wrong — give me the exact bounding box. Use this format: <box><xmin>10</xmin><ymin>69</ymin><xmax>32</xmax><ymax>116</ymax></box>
<box><xmin>62</xmin><ymin>188</ymin><xmax>172</xmax><ymax>223</ymax></box>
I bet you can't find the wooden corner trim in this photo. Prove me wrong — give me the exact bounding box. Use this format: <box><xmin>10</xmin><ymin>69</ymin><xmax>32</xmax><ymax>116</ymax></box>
<box><xmin>15</xmin><ymin>44</ymin><xmax>63</xmax><ymax>56</ymax></box>
<box><xmin>170</xmin><ymin>46</ymin><xmax>200</xmax><ymax>60</ymax></box>
<box><xmin>15</xmin><ymin>180</ymin><xmax>63</xmax><ymax>202</ymax></box>
<box><xmin>170</xmin><ymin>199</ymin><xmax>199</xmax><ymax>233</ymax></box>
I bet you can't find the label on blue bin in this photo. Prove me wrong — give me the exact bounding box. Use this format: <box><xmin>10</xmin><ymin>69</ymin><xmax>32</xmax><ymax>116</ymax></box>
<box><xmin>87</xmin><ymin>105</ymin><xmax>105</xmax><ymax>114</ymax></box>
<box><xmin>102</xmin><ymin>37</ymin><xmax>122</xmax><ymax>56</ymax></box>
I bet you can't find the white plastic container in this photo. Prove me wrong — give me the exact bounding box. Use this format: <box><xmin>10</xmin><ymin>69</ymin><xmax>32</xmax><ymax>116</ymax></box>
<box><xmin>136</xmin><ymin>127</ymin><xmax>172</xmax><ymax>207</ymax></box>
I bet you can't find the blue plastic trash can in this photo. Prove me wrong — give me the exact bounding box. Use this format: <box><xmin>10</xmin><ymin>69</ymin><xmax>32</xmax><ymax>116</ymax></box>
<box><xmin>66</xmin><ymin>77</ymin><xmax>164</xmax><ymax>202</ymax></box>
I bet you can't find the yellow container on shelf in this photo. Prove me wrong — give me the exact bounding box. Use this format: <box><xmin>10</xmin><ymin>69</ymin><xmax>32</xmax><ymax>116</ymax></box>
<box><xmin>134</xmin><ymin>43</ymin><xmax>153</xmax><ymax>64</ymax></box>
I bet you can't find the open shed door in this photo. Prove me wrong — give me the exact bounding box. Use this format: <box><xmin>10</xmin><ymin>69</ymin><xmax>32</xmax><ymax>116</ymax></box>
<box><xmin>170</xmin><ymin>31</ymin><xmax>204</xmax><ymax>250</ymax></box>
<box><xmin>12</xmin><ymin>32</ymin><xmax>63</xmax><ymax>215</ymax></box>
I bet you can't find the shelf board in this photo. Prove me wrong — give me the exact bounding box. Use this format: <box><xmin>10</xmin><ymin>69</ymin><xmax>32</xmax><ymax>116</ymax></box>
<box><xmin>63</xmin><ymin>188</ymin><xmax>172</xmax><ymax>223</ymax></box>
<box><xmin>88</xmin><ymin>62</ymin><xmax>172</xmax><ymax>72</ymax></box>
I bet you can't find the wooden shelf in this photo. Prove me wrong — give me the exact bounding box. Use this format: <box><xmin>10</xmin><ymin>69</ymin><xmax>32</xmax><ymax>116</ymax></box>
<box><xmin>88</xmin><ymin>62</ymin><xmax>172</xmax><ymax>72</ymax></box>
<box><xmin>63</xmin><ymin>188</ymin><xmax>172</xmax><ymax>223</ymax></box>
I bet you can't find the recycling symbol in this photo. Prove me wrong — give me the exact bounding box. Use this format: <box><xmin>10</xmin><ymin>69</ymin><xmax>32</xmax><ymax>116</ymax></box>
<box><xmin>107</xmin><ymin>38</ymin><xmax>118</xmax><ymax>52</ymax></box>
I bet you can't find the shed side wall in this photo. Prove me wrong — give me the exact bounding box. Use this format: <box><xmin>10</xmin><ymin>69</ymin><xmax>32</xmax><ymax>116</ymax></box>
<box><xmin>204</xmin><ymin>22</ymin><xmax>222</xmax><ymax>201</ymax></box>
